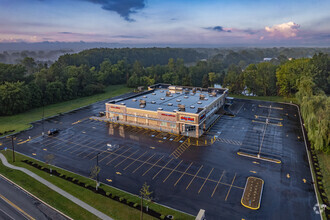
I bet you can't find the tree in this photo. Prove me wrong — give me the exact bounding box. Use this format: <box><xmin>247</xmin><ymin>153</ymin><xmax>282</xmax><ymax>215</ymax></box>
<box><xmin>276</xmin><ymin>58</ymin><xmax>311</xmax><ymax>97</ymax></box>
<box><xmin>90</xmin><ymin>165</ymin><xmax>101</xmax><ymax>191</ymax></box>
<box><xmin>20</xmin><ymin>57</ymin><xmax>36</xmax><ymax>75</ymax></box>
<box><xmin>44</xmin><ymin>154</ymin><xmax>55</xmax><ymax>175</ymax></box>
<box><xmin>208</xmin><ymin>72</ymin><xmax>217</xmax><ymax>87</ymax></box>
<box><xmin>140</xmin><ymin>182</ymin><xmax>153</xmax><ymax>220</ymax></box>
<box><xmin>0</xmin><ymin>81</ymin><xmax>30</xmax><ymax>115</ymax></box>
<box><xmin>223</xmin><ymin>64</ymin><xmax>244</xmax><ymax>94</ymax></box>
<box><xmin>202</xmin><ymin>74</ymin><xmax>209</xmax><ymax>88</ymax></box>
<box><xmin>310</xmin><ymin>53</ymin><xmax>329</xmax><ymax>94</ymax></box>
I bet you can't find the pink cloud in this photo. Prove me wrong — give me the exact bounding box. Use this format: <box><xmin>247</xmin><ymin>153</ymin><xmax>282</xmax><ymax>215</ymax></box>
<box><xmin>265</xmin><ymin>21</ymin><xmax>300</xmax><ymax>38</ymax></box>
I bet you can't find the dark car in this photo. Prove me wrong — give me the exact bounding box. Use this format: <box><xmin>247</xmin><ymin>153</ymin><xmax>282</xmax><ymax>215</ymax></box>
<box><xmin>99</xmin><ymin>111</ymin><xmax>105</xmax><ymax>117</ymax></box>
<box><xmin>48</xmin><ymin>128</ymin><xmax>59</xmax><ymax>136</ymax></box>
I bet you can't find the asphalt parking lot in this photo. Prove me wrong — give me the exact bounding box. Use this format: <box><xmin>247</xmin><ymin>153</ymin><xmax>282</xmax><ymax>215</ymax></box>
<box><xmin>0</xmin><ymin>96</ymin><xmax>320</xmax><ymax>220</ymax></box>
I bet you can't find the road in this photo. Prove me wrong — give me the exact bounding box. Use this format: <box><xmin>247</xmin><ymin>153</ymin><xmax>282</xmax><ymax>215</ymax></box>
<box><xmin>0</xmin><ymin>175</ymin><xmax>69</xmax><ymax>220</ymax></box>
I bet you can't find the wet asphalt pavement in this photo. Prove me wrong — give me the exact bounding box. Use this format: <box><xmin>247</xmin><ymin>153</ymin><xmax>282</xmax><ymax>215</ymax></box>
<box><xmin>0</xmin><ymin>95</ymin><xmax>320</xmax><ymax>220</ymax></box>
<box><xmin>0</xmin><ymin>175</ymin><xmax>69</xmax><ymax>220</ymax></box>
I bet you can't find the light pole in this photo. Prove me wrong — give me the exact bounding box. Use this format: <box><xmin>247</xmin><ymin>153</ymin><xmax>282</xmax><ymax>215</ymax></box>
<box><xmin>11</xmin><ymin>135</ymin><xmax>15</xmax><ymax>162</ymax></box>
<box><xmin>42</xmin><ymin>97</ymin><xmax>45</xmax><ymax>136</ymax></box>
<box><xmin>96</xmin><ymin>152</ymin><xmax>100</xmax><ymax>184</ymax></box>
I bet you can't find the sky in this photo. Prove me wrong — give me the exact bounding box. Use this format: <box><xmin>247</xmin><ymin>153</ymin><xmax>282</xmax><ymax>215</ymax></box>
<box><xmin>0</xmin><ymin>0</ymin><xmax>329</xmax><ymax>47</ymax></box>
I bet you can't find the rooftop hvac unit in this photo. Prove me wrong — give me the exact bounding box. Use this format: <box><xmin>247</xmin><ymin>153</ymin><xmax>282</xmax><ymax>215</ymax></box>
<box><xmin>151</xmin><ymin>101</ymin><xmax>156</xmax><ymax>104</ymax></box>
<box><xmin>184</xmin><ymin>96</ymin><xmax>189</xmax><ymax>99</ymax></box>
<box><xmin>132</xmin><ymin>99</ymin><xmax>137</xmax><ymax>102</ymax></box>
<box><xmin>158</xmin><ymin>107</ymin><xmax>163</xmax><ymax>110</ymax></box>
<box><xmin>120</xmin><ymin>103</ymin><xmax>126</xmax><ymax>105</ymax></box>
<box><xmin>166</xmin><ymin>91</ymin><xmax>172</xmax><ymax>97</ymax></box>
<box><xmin>212</xmin><ymin>91</ymin><xmax>217</xmax><ymax>97</ymax></box>
<box><xmin>178</xmin><ymin>104</ymin><xmax>185</xmax><ymax>111</ymax></box>
<box><xmin>200</xmin><ymin>94</ymin><xmax>205</xmax><ymax>100</ymax></box>
<box><xmin>140</xmin><ymin>104</ymin><xmax>146</xmax><ymax>108</ymax></box>
<box><xmin>139</xmin><ymin>99</ymin><xmax>146</xmax><ymax>105</ymax></box>
<box><xmin>184</xmin><ymin>89</ymin><xmax>190</xmax><ymax>94</ymax></box>
<box><xmin>168</xmin><ymin>103</ymin><xmax>173</xmax><ymax>106</ymax></box>
<box><xmin>160</xmin><ymin>97</ymin><xmax>165</xmax><ymax>100</ymax></box>
<box><xmin>176</xmin><ymin>99</ymin><xmax>181</xmax><ymax>102</ymax></box>
<box><xmin>192</xmin><ymin>88</ymin><xmax>197</xmax><ymax>93</ymax></box>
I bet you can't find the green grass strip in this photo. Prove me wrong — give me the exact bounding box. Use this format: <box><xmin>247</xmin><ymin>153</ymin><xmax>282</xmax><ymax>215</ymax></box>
<box><xmin>0</xmin><ymin>153</ymin><xmax>99</xmax><ymax>219</ymax></box>
<box><xmin>0</xmin><ymin>84</ymin><xmax>132</xmax><ymax>136</ymax></box>
<box><xmin>1</xmin><ymin>150</ymin><xmax>194</xmax><ymax>220</ymax></box>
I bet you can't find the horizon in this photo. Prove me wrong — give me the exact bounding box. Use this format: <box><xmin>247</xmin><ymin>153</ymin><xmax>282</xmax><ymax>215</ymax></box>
<box><xmin>0</xmin><ymin>0</ymin><xmax>329</xmax><ymax>47</ymax></box>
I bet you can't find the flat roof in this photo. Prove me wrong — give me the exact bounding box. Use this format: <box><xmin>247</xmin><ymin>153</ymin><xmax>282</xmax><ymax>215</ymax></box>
<box><xmin>109</xmin><ymin>87</ymin><xmax>225</xmax><ymax>114</ymax></box>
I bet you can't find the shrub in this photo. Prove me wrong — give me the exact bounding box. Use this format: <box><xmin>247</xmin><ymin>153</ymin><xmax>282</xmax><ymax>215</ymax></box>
<box><xmin>316</xmin><ymin>167</ymin><xmax>320</xmax><ymax>171</ymax></box>
<box><xmin>317</xmin><ymin>176</ymin><xmax>322</xmax><ymax>181</ymax></box>
<box><xmin>160</xmin><ymin>215</ymin><xmax>165</xmax><ymax>220</ymax></box>
<box><xmin>318</xmin><ymin>181</ymin><xmax>323</xmax><ymax>186</ymax></box>
<box><xmin>119</xmin><ymin>197</ymin><xmax>124</xmax><ymax>202</ymax></box>
<box><xmin>314</xmin><ymin>163</ymin><xmax>319</xmax><ymax>167</ymax></box>
<box><xmin>72</xmin><ymin>178</ymin><xmax>76</xmax><ymax>182</ymax></box>
<box><xmin>322</xmin><ymin>193</ymin><xmax>327</xmax><ymax>197</ymax></box>
<box><xmin>126</xmin><ymin>200</ymin><xmax>131</xmax><ymax>205</ymax></box>
<box><xmin>106</xmin><ymin>192</ymin><xmax>111</xmax><ymax>196</ymax></box>
<box><xmin>85</xmin><ymin>184</ymin><xmax>90</xmax><ymax>188</ymax></box>
<box><xmin>133</xmin><ymin>203</ymin><xmax>139</xmax><ymax>208</ymax></box>
<box><xmin>317</xmin><ymin>172</ymin><xmax>322</xmax><ymax>176</ymax></box>
<box><xmin>319</xmin><ymin>186</ymin><xmax>323</xmax><ymax>190</ymax></box>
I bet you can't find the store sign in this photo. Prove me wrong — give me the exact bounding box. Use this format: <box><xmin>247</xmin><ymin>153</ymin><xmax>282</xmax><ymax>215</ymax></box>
<box><xmin>161</xmin><ymin>113</ymin><xmax>175</xmax><ymax>118</ymax></box>
<box><xmin>200</xmin><ymin>114</ymin><xmax>205</xmax><ymax>120</ymax></box>
<box><xmin>180</xmin><ymin>116</ymin><xmax>195</xmax><ymax>122</ymax></box>
<box><xmin>110</xmin><ymin>106</ymin><xmax>121</xmax><ymax>109</ymax></box>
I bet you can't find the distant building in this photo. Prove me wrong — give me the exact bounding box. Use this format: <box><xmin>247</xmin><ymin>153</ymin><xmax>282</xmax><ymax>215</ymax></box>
<box><xmin>263</xmin><ymin>58</ymin><xmax>273</xmax><ymax>61</ymax></box>
<box><xmin>105</xmin><ymin>84</ymin><xmax>228</xmax><ymax>138</ymax></box>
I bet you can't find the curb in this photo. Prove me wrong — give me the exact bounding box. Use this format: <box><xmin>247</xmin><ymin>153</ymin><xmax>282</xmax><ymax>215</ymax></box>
<box><xmin>0</xmin><ymin>173</ymin><xmax>73</xmax><ymax>220</ymax></box>
<box><xmin>7</xmin><ymin>150</ymin><xmax>195</xmax><ymax>218</ymax></box>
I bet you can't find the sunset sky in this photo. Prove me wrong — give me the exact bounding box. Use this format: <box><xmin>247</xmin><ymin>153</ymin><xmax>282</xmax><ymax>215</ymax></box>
<box><xmin>0</xmin><ymin>0</ymin><xmax>329</xmax><ymax>46</ymax></box>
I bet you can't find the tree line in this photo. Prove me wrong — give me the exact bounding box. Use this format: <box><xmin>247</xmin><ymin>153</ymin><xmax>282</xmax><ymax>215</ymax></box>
<box><xmin>0</xmin><ymin>48</ymin><xmax>328</xmax><ymax>153</ymax></box>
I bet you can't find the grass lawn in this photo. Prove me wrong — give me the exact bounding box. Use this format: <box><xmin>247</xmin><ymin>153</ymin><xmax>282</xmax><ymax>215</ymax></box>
<box><xmin>0</xmin><ymin>154</ymin><xmax>99</xmax><ymax>219</ymax></box>
<box><xmin>229</xmin><ymin>94</ymin><xmax>296</xmax><ymax>103</ymax></box>
<box><xmin>1</xmin><ymin>150</ymin><xmax>194</xmax><ymax>220</ymax></box>
<box><xmin>317</xmin><ymin>153</ymin><xmax>330</xmax><ymax>197</ymax></box>
<box><xmin>0</xmin><ymin>85</ymin><xmax>132</xmax><ymax>136</ymax></box>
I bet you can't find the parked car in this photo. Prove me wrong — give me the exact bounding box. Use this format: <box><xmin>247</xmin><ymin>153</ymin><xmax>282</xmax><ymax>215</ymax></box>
<box><xmin>48</xmin><ymin>128</ymin><xmax>59</xmax><ymax>136</ymax></box>
<box><xmin>99</xmin><ymin>111</ymin><xmax>105</xmax><ymax>117</ymax></box>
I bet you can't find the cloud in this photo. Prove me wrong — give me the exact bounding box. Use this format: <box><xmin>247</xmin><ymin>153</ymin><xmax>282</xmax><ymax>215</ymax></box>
<box><xmin>58</xmin><ymin>32</ymin><xmax>73</xmax><ymax>34</ymax></box>
<box><xmin>265</xmin><ymin>22</ymin><xmax>300</xmax><ymax>38</ymax></box>
<box><xmin>112</xmin><ymin>35</ymin><xmax>145</xmax><ymax>39</ymax></box>
<box><xmin>205</xmin><ymin>26</ymin><xmax>231</xmax><ymax>33</ymax></box>
<box><xmin>84</xmin><ymin>0</ymin><xmax>145</xmax><ymax>21</ymax></box>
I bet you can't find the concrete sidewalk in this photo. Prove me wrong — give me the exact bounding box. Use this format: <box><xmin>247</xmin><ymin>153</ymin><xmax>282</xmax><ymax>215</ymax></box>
<box><xmin>0</xmin><ymin>153</ymin><xmax>112</xmax><ymax>220</ymax></box>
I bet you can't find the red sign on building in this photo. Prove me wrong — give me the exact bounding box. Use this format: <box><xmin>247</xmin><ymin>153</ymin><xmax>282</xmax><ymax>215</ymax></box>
<box><xmin>110</xmin><ymin>106</ymin><xmax>121</xmax><ymax>109</ymax></box>
<box><xmin>180</xmin><ymin>116</ymin><xmax>195</xmax><ymax>122</ymax></box>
